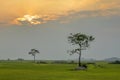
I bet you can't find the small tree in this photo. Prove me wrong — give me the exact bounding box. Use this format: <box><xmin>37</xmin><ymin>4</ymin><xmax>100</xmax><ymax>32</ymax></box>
<box><xmin>68</xmin><ymin>33</ymin><xmax>95</xmax><ymax>67</ymax></box>
<box><xmin>28</xmin><ymin>49</ymin><xmax>40</xmax><ymax>62</ymax></box>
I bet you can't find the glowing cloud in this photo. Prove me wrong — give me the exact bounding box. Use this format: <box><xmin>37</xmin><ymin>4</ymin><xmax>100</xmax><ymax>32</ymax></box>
<box><xmin>0</xmin><ymin>0</ymin><xmax>120</xmax><ymax>25</ymax></box>
<box><xmin>16</xmin><ymin>15</ymin><xmax>41</xmax><ymax>25</ymax></box>
<box><xmin>15</xmin><ymin>14</ymin><xmax>62</xmax><ymax>25</ymax></box>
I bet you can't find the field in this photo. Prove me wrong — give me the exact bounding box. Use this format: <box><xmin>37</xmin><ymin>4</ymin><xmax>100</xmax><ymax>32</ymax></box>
<box><xmin>0</xmin><ymin>61</ymin><xmax>120</xmax><ymax>80</ymax></box>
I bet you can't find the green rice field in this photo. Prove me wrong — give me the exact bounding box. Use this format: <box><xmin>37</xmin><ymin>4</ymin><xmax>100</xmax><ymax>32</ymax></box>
<box><xmin>0</xmin><ymin>61</ymin><xmax>120</xmax><ymax>80</ymax></box>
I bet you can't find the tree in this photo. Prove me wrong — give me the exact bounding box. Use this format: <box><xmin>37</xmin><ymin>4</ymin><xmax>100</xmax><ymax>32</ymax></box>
<box><xmin>68</xmin><ymin>33</ymin><xmax>95</xmax><ymax>67</ymax></box>
<box><xmin>28</xmin><ymin>49</ymin><xmax>40</xmax><ymax>62</ymax></box>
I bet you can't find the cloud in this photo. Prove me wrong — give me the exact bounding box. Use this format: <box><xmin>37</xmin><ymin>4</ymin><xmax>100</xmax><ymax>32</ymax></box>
<box><xmin>14</xmin><ymin>14</ymin><xmax>61</xmax><ymax>25</ymax></box>
<box><xmin>15</xmin><ymin>15</ymin><xmax>42</xmax><ymax>25</ymax></box>
<box><xmin>0</xmin><ymin>0</ymin><xmax>119</xmax><ymax>25</ymax></box>
<box><xmin>77</xmin><ymin>8</ymin><xmax>120</xmax><ymax>17</ymax></box>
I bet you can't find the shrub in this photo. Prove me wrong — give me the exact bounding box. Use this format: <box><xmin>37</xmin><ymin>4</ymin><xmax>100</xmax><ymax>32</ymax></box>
<box><xmin>109</xmin><ymin>60</ymin><xmax>120</xmax><ymax>64</ymax></box>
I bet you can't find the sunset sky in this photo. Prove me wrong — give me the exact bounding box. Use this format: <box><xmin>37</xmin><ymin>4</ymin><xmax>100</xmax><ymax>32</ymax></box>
<box><xmin>0</xmin><ymin>0</ymin><xmax>120</xmax><ymax>60</ymax></box>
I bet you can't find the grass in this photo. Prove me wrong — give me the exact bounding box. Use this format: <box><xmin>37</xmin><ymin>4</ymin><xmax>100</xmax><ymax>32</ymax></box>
<box><xmin>0</xmin><ymin>61</ymin><xmax>120</xmax><ymax>80</ymax></box>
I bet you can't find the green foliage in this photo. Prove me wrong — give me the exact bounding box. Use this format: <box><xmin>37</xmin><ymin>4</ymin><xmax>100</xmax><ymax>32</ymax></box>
<box><xmin>109</xmin><ymin>60</ymin><xmax>120</xmax><ymax>64</ymax></box>
<box><xmin>68</xmin><ymin>32</ymin><xmax>95</xmax><ymax>55</ymax></box>
<box><xmin>0</xmin><ymin>61</ymin><xmax>120</xmax><ymax>80</ymax></box>
<box><xmin>68</xmin><ymin>33</ymin><xmax>95</xmax><ymax>50</ymax></box>
<box><xmin>28</xmin><ymin>49</ymin><xmax>39</xmax><ymax>56</ymax></box>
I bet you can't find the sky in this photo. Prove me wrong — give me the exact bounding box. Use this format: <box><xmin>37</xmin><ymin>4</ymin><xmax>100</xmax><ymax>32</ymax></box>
<box><xmin>0</xmin><ymin>0</ymin><xmax>120</xmax><ymax>60</ymax></box>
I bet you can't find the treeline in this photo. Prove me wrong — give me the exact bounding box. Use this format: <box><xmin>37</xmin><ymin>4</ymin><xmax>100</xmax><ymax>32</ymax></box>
<box><xmin>109</xmin><ymin>60</ymin><xmax>120</xmax><ymax>64</ymax></box>
<box><xmin>36</xmin><ymin>60</ymin><xmax>77</xmax><ymax>64</ymax></box>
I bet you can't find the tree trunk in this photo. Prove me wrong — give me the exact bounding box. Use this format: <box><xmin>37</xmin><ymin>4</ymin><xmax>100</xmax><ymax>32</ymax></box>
<box><xmin>34</xmin><ymin>55</ymin><xmax>35</xmax><ymax>63</ymax></box>
<box><xmin>78</xmin><ymin>44</ymin><xmax>82</xmax><ymax>67</ymax></box>
<box><xmin>78</xmin><ymin>50</ymin><xmax>81</xmax><ymax>67</ymax></box>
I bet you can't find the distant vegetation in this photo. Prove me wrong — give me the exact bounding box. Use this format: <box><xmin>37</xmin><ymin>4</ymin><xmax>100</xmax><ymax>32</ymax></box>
<box><xmin>104</xmin><ymin>57</ymin><xmax>120</xmax><ymax>62</ymax></box>
<box><xmin>109</xmin><ymin>60</ymin><xmax>120</xmax><ymax>64</ymax></box>
<box><xmin>17</xmin><ymin>58</ymin><xmax>24</xmax><ymax>61</ymax></box>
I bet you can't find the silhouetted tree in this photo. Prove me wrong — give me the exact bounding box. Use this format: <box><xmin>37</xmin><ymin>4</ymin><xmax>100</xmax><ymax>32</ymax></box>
<box><xmin>68</xmin><ymin>33</ymin><xmax>95</xmax><ymax>67</ymax></box>
<box><xmin>28</xmin><ymin>49</ymin><xmax>40</xmax><ymax>62</ymax></box>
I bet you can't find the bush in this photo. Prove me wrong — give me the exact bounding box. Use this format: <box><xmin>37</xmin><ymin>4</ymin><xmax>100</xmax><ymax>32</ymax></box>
<box><xmin>82</xmin><ymin>64</ymin><xmax>87</xmax><ymax>69</ymax></box>
<box><xmin>109</xmin><ymin>60</ymin><xmax>120</xmax><ymax>64</ymax></box>
<box><xmin>87</xmin><ymin>62</ymin><xmax>96</xmax><ymax>65</ymax></box>
<box><xmin>36</xmin><ymin>61</ymin><xmax>47</xmax><ymax>64</ymax></box>
<box><xmin>52</xmin><ymin>60</ymin><xmax>68</xmax><ymax>64</ymax></box>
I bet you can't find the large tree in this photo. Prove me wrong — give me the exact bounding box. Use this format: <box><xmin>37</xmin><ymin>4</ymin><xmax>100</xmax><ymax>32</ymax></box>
<box><xmin>28</xmin><ymin>49</ymin><xmax>40</xmax><ymax>62</ymax></box>
<box><xmin>68</xmin><ymin>33</ymin><xmax>95</xmax><ymax>67</ymax></box>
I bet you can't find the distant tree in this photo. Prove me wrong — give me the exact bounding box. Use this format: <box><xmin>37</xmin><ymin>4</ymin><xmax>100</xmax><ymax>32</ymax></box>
<box><xmin>28</xmin><ymin>49</ymin><xmax>40</xmax><ymax>62</ymax></box>
<box><xmin>7</xmin><ymin>58</ymin><xmax>10</xmax><ymax>61</ymax></box>
<box><xmin>68</xmin><ymin>33</ymin><xmax>95</xmax><ymax>67</ymax></box>
<box><xmin>17</xmin><ymin>58</ymin><xmax>24</xmax><ymax>61</ymax></box>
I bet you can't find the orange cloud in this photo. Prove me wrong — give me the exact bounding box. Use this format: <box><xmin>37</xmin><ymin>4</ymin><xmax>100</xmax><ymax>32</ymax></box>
<box><xmin>0</xmin><ymin>0</ymin><xmax>119</xmax><ymax>25</ymax></box>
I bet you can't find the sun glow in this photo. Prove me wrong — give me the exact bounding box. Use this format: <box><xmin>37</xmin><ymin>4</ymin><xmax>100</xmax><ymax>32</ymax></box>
<box><xmin>16</xmin><ymin>15</ymin><xmax>41</xmax><ymax>25</ymax></box>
